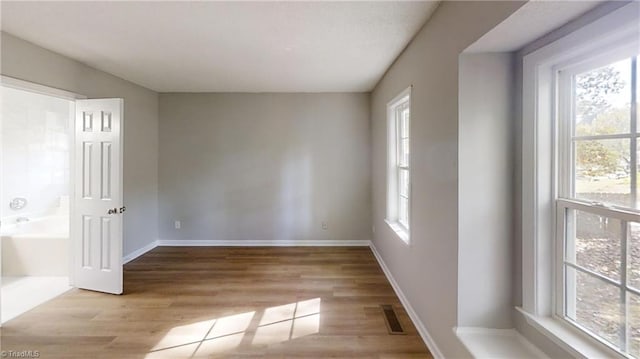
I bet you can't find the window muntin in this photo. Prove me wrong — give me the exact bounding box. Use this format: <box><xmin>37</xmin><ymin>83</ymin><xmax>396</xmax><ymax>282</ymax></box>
<box><xmin>386</xmin><ymin>87</ymin><xmax>411</xmax><ymax>241</ymax></box>
<box><xmin>558</xmin><ymin>51</ymin><xmax>640</xmax><ymax>357</ymax></box>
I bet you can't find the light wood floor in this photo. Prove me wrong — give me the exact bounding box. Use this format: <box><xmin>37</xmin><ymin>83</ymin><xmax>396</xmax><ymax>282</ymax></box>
<box><xmin>0</xmin><ymin>246</ymin><xmax>432</xmax><ymax>358</ymax></box>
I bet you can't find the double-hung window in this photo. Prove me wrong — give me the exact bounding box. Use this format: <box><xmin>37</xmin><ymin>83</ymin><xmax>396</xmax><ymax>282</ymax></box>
<box><xmin>557</xmin><ymin>48</ymin><xmax>640</xmax><ymax>358</ymax></box>
<box><xmin>386</xmin><ymin>87</ymin><xmax>411</xmax><ymax>242</ymax></box>
<box><xmin>522</xmin><ymin>4</ymin><xmax>640</xmax><ymax>357</ymax></box>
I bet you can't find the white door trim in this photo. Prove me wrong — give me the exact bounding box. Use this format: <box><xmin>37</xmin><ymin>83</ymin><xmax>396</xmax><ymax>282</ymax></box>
<box><xmin>1</xmin><ymin>78</ymin><xmax>86</xmax><ymax>288</ymax></box>
<box><xmin>1</xmin><ymin>75</ymin><xmax>86</xmax><ymax>100</ymax></box>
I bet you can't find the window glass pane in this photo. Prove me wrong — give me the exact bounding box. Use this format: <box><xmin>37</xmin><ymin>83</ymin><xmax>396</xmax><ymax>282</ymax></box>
<box><xmin>401</xmin><ymin>108</ymin><xmax>409</xmax><ymax>138</ymax></box>
<box><xmin>567</xmin><ymin>210</ymin><xmax>621</xmax><ymax>281</ymax></box>
<box><xmin>630</xmin><ymin>223</ymin><xmax>640</xmax><ymax>290</ymax></box>
<box><xmin>575</xmin><ymin>59</ymin><xmax>631</xmax><ymax>136</ymax></box>
<box><xmin>399</xmin><ymin>138</ymin><xmax>409</xmax><ymax>167</ymax></box>
<box><xmin>631</xmin><ymin>293</ymin><xmax>640</xmax><ymax>358</ymax></box>
<box><xmin>399</xmin><ymin>169</ymin><xmax>409</xmax><ymax>198</ymax></box>
<box><xmin>574</xmin><ymin>138</ymin><xmax>631</xmax><ymax>207</ymax></box>
<box><xmin>565</xmin><ymin>267</ymin><xmax>622</xmax><ymax>347</ymax></box>
<box><xmin>399</xmin><ymin>196</ymin><xmax>408</xmax><ymax>228</ymax></box>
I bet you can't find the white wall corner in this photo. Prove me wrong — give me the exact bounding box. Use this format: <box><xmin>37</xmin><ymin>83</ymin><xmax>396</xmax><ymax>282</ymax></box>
<box><xmin>123</xmin><ymin>240</ymin><xmax>158</xmax><ymax>264</ymax></box>
<box><xmin>369</xmin><ymin>242</ymin><xmax>444</xmax><ymax>359</ymax></box>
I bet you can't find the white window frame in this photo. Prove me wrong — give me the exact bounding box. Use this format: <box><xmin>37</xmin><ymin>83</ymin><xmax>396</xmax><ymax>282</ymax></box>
<box><xmin>520</xmin><ymin>3</ymin><xmax>640</xmax><ymax>358</ymax></box>
<box><xmin>386</xmin><ymin>86</ymin><xmax>412</xmax><ymax>244</ymax></box>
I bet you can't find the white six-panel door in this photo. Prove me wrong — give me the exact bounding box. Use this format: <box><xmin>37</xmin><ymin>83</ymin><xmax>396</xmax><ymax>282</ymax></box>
<box><xmin>74</xmin><ymin>99</ymin><xmax>123</xmax><ymax>294</ymax></box>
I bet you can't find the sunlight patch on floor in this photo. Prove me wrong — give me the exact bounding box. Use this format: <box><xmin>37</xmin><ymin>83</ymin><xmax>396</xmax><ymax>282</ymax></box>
<box><xmin>146</xmin><ymin>298</ymin><xmax>322</xmax><ymax>358</ymax></box>
<box><xmin>145</xmin><ymin>342</ymin><xmax>200</xmax><ymax>359</ymax></box>
<box><xmin>193</xmin><ymin>332</ymin><xmax>245</xmax><ymax>358</ymax></box>
<box><xmin>292</xmin><ymin>313</ymin><xmax>320</xmax><ymax>339</ymax></box>
<box><xmin>151</xmin><ymin>319</ymin><xmax>217</xmax><ymax>351</ymax></box>
<box><xmin>207</xmin><ymin>311</ymin><xmax>255</xmax><ymax>339</ymax></box>
<box><xmin>260</xmin><ymin>302</ymin><xmax>296</xmax><ymax>325</ymax></box>
<box><xmin>252</xmin><ymin>297</ymin><xmax>321</xmax><ymax>346</ymax></box>
<box><xmin>253</xmin><ymin>319</ymin><xmax>293</xmax><ymax>345</ymax></box>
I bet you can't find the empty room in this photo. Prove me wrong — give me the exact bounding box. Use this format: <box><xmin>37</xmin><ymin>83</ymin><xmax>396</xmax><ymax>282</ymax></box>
<box><xmin>0</xmin><ymin>1</ymin><xmax>639</xmax><ymax>358</ymax></box>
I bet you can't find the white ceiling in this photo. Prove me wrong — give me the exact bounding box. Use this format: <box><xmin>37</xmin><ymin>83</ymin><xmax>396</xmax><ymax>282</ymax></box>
<box><xmin>1</xmin><ymin>1</ymin><xmax>439</xmax><ymax>93</ymax></box>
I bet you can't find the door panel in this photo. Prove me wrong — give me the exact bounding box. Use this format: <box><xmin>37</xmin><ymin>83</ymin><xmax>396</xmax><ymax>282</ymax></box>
<box><xmin>74</xmin><ymin>99</ymin><xmax>123</xmax><ymax>295</ymax></box>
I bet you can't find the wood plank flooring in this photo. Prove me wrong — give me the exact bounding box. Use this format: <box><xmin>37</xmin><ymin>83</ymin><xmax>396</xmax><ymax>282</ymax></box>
<box><xmin>0</xmin><ymin>246</ymin><xmax>432</xmax><ymax>358</ymax></box>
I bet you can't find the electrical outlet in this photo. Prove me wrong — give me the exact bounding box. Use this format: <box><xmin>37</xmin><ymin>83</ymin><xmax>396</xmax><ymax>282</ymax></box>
<box><xmin>322</xmin><ymin>221</ymin><xmax>328</xmax><ymax>230</ymax></box>
<box><xmin>372</xmin><ymin>225</ymin><xmax>376</xmax><ymax>234</ymax></box>
<box><xmin>174</xmin><ymin>220</ymin><xmax>181</xmax><ymax>229</ymax></box>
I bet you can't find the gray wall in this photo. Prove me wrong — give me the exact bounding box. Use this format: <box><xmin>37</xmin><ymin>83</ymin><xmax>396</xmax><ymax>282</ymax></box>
<box><xmin>1</xmin><ymin>32</ymin><xmax>159</xmax><ymax>257</ymax></box>
<box><xmin>158</xmin><ymin>93</ymin><xmax>371</xmax><ymax>243</ymax></box>
<box><xmin>370</xmin><ymin>2</ymin><xmax>525</xmax><ymax>357</ymax></box>
<box><xmin>457</xmin><ymin>53</ymin><xmax>515</xmax><ymax>329</ymax></box>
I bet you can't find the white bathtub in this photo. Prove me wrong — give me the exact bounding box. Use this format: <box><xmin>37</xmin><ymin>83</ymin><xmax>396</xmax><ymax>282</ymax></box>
<box><xmin>1</xmin><ymin>215</ymin><xmax>69</xmax><ymax>276</ymax></box>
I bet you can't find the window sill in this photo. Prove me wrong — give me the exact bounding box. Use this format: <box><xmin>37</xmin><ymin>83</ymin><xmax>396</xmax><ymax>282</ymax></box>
<box><xmin>516</xmin><ymin>307</ymin><xmax>624</xmax><ymax>359</ymax></box>
<box><xmin>384</xmin><ymin>219</ymin><xmax>409</xmax><ymax>244</ymax></box>
<box><xmin>455</xmin><ymin>327</ymin><xmax>548</xmax><ymax>359</ymax></box>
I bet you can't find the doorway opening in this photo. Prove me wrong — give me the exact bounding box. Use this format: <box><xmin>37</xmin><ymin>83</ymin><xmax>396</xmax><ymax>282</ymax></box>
<box><xmin>0</xmin><ymin>84</ymin><xmax>74</xmax><ymax>323</ymax></box>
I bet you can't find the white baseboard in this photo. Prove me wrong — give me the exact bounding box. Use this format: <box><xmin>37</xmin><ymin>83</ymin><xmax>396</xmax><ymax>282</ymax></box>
<box><xmin>369</xmin><ymin>242</ymin><xmax>444</xmax><ymax>359</ymax></box>
<box><xmin>123</xmin><ymin>240</ymin><xmax>158</xmax><ymax>264</ymax></box>
<box><xmin>156</xmin><ymin>239</ymin><xmax>371</xmax><ymax>247</ymax></box>
<box><xmin>122</xmin><ymin>239</ymin><xmax>371</xmax><ymax>263</ymax></box>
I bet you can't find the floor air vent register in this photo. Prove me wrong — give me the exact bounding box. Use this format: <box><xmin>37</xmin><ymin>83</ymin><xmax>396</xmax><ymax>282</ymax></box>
<box><xmin>380</xmin><ymin>304</ymin><xmax>405</xmax><ymax>335</ymax></box>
